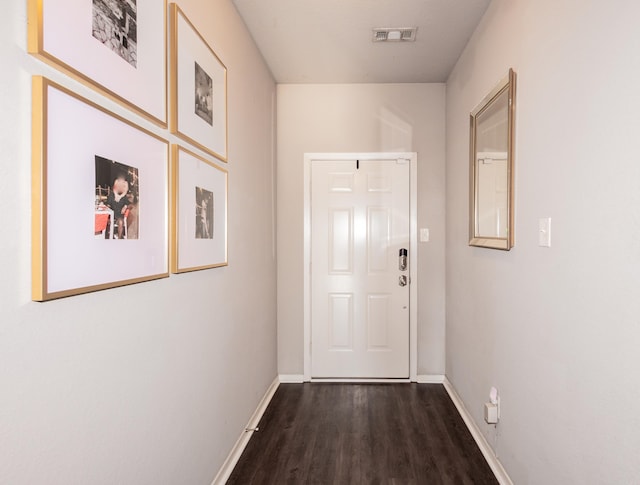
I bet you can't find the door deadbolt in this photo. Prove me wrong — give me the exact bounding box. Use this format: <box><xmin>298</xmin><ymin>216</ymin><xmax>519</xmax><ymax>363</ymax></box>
<box><xmin>399</xmin><ymin>248</ymin><xmax>408</xmax><ymax>271</ymax></box>
<box><xmin>399</xmin><ymin>275</ymin><xmax>408</xmax><ymax>287</ymax></box>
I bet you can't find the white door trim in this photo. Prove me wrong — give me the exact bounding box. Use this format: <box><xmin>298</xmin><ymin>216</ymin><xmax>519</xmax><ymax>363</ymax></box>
<box><xmin>303</xmin><ymin>152</ymin><xmax>418</xmax><ymax>382</ymax></box>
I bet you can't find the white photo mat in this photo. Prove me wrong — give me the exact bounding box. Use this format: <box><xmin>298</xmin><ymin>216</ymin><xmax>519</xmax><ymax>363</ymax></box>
<box><xmin>32</xmin><ymin>77</ymin><xmax>169</xmax><ymax>301</ymax></box>
<box><xmin>28</xmin><ymin>0</ymin><xmax>167</xmax><ymax>126</ymax></box>
<box><xmin>170</xmin><ymin>3</ymin><xmax>228</xmax><ymax>161</ymax></box>
<box><xmin>171</xmin><ymin>145</ymin><xmax>228</xmax><ymax>273</ymax></box>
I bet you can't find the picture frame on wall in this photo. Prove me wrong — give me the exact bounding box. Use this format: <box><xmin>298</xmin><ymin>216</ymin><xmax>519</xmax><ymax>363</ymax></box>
<box><xmin>170</xmin><ymin>3</ymin><xmax>228</xmax><ymax>162</ymax></box>
<box><xmin>171</xmin><ymin>145</ymin><xmax>228</xmax><ymax>273</ymax></box>
<box><xmin>31</xmin><ymin>77</ymin><xmax>170</xmax><ymax>301</ymax></box>
<box><xmin>28</xmin><ymin>0</ymin><xmax>168</xmax><ymax>127</ymax></box>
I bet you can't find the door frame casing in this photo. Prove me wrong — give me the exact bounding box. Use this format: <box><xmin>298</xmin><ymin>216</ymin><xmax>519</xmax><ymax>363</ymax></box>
<box><xmin>303</xmin><ymin>152</ymin><xmax>418</xmax><ymax>382</ymax></box>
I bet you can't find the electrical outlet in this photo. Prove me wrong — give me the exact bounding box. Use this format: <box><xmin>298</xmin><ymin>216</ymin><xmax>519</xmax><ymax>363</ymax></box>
<box><xmin>484</xmin><ymin>403</ymin><xmax>498</xmax><ymax>424</ymax></box>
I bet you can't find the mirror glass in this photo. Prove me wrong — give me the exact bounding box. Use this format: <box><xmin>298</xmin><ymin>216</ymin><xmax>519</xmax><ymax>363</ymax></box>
<box><xmin>470</xmin><ymin>69</ymin><xmax>515</xmax><ymax>250</ymax></box>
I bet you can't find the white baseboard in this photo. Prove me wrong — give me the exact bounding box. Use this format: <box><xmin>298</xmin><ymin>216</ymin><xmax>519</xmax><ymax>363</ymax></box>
<box><xmin>278</xmin><ymin>374</ymin><xmax>305</xmax><ymax>383</ymax></box>
<box><xmin>443</xmin><ymin>378</ymin><xmax>513</xmax><ymax>485</ymax></box>
<box><xmin>416</xmin><ymin>374</ymin><xmax>445</xmax><ymax>384</ymax></box>
<box><xmin>311</xmin><ymin>378</ymin><xmax>410</xmax><ymax>383</ymax></box>
<box><xmin>211</xmin><ymin>376</ymin><xmax>280</xmax><ymax>485</ymax></box>
<box><xmin>284</xmin><ymin>375</ymin><xmax>425</xmax><ymax>383</ymax></box>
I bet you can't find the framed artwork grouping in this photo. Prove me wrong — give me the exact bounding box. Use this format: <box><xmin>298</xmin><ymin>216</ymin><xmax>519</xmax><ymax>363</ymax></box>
<box><xmin>28</xmin><ymin>2</ymin><xmax>232</xmax><ymax>301</ymax></box>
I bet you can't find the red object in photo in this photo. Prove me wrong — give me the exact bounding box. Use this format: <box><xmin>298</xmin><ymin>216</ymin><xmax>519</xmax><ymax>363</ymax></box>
<box><xmin>95</xmin><ymin>213</ymin><xmax>110</xmax><ymax>233</ymax></box>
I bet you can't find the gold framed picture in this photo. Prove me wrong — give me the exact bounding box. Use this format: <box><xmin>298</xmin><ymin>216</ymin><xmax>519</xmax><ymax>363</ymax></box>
<box><xmin>28</xmin><ymin>0</ymin><xmax>168</xmax><ymax>126</ymax></box>
<box><xmin>170</xmin><ymin>3</ymin><xmax>228</xmax><ymax>162</ymax></box>
<box><xmin>171</xmin><ymin>145</ymin><xmax>228</xmax><ymax>273</ymax></box>
<box><xmin>32</xmin><ymin>77</ymin><xmax>170</xmax><ymax>301</ymax></box>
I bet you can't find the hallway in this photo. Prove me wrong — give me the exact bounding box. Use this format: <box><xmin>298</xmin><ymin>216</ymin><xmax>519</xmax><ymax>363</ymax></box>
<box><xmin>228</xmin><ymin>384</ymin><xmax>498</xmax><ymax>484</ymax></box>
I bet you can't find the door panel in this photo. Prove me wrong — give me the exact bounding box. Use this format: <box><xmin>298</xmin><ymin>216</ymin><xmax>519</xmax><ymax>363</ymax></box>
<box><xmin>367</xmin><ymin>207</ymin><xmax>390</xmax><ymax>273</ymax></box>
<box><xmin>367</xmin><ymin>294</ymin><xmax>391</xmax><ymax>349</ymax></box>
<box><xmin>328</xmin><ymin>293</ymin><xmax>353</xmax><ymax>349</ymax></box>
<box><xmin>311</xmin><ymin>159</ymin><xmax>410</xmax><ymax>378</ymax></box>
<box><xmin>328</xmin><ymin>208</ymin><xmax>353</xmax><ymax>273</ymax></box>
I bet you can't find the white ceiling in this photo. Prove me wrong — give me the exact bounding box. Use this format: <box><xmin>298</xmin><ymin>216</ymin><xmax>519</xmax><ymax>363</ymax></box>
<box><xmin>231</xmin><ymin>0</ymin><xmax>491</xmax><ymax>84</ymax></box>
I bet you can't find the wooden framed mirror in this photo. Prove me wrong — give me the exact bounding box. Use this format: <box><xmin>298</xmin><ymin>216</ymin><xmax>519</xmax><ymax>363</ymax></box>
<box><xmin>469</xmin><ymin>69</ymin><xmax>516</xmax><ymax>250</ymax></box>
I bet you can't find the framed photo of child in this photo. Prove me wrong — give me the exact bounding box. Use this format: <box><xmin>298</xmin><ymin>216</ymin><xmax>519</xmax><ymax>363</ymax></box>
<box><xmin>31</xmin><ymin>77</ymin><xmax>169</xmax><ymax>301</ymax></box>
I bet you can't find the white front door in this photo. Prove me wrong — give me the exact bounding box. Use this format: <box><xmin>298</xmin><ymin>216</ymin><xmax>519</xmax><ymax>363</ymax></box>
<box><xmin>311</xmin><ymin>157</ymin><xmax>410</xmax><ymax>378</ymax></box>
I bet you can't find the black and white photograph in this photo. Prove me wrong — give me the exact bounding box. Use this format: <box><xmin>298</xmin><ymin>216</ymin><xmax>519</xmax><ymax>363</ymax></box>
<box><xmin>171</xmin><ymin>4</ymin><xmax>227</xmax><ymax>159</ymax></box>
<box><xmin>195</xmin><ymin>186</ymin><xmax>214</xmax><ymax>239</ymax></box>
<box><xmin>29</xmin><ymin>0</ymin><xmax>167</xmax><ymax>126</ymax></box>
<box><xmin>95</xmin><ymin>155</ymin><xmax>140</xmax><ymax>240</ymax></box>
<box><xmin>92</xmin><ymin>0</ymin><xmax>138</xmax><ymax>68</ymax></box>
<box><xmin>194</xmin><ymin>62</ymin><xmax>213</xmax><ymax>125</ymax></box>
<box><xmin>171</xmin><ymin>145</ymin><xmax>227</xmax><ymax>273</ymax></box>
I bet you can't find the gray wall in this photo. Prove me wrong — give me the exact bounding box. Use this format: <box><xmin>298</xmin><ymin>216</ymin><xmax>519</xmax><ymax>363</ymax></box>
<box><xmin>0</xmin><ymin>0</ymin><xmax>277</xmax><ymax>483</ymax></box>
<box><xmin>446</xmin><ymin>0</ymin><xmax>640</xmax><ymax>482</ymax></box>
<box><xmin>277</xmin><ymin>83</ymin><xmax>446</xmax><ymax>377</ymax></box>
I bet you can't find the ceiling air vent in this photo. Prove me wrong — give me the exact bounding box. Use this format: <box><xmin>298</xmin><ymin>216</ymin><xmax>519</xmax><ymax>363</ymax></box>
<box><xmin>372</xmin><ymin>27</ymin><xmax>417</xmax><ymax>42</ymax></box>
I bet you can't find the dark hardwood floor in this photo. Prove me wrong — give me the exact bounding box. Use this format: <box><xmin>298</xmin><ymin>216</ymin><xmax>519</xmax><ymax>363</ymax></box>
<box><xmin>227</xmin><ymin>383</ymin><xmax>498</xmax><ymax>484</ymax></box>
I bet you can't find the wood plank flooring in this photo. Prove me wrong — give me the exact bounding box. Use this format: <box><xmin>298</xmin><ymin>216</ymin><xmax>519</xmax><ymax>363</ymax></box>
<box><xmin>227</xmin><ymin>383</ymin><xmax>498</xmax><ymax>484</ymax></box>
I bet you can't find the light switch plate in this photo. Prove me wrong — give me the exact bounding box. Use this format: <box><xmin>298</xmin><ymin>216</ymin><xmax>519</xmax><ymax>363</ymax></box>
<box><xmin>420</xmin><ymin>228</ymin><xmax>430</xmax><ymax>242</ymax></box>
<box><xmin>539</xmin><ymin>218</ymin><xmax>551</xmax><ymax>247</ymax></box>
